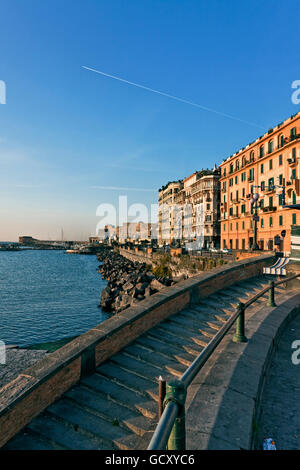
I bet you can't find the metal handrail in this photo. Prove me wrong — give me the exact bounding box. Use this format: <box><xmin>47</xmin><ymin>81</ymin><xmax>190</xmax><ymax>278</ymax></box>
<box><xmin>148</xmin><ymin>272</ymin><xmax>299</xmax><ymax>450</ymax></box>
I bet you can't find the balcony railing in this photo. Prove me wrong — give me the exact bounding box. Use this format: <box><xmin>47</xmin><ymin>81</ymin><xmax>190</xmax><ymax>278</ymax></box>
<box><xmin>262</xmin><ymin>206</ymin><xmax>277</xmax><ymax>213</ymax></box>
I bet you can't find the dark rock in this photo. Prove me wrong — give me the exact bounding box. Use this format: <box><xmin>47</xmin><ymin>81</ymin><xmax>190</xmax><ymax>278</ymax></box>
<box><xmin>96</xmin><ymin>247</ymin><xmax>175</xmax><ymax>314</ymax></box>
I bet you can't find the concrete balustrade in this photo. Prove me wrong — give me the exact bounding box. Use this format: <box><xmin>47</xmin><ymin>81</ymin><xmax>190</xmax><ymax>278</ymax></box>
<box><xmin>0</xmin><ymin>254</ymin><xmax>274</xmax><ymax>448</ymax></box>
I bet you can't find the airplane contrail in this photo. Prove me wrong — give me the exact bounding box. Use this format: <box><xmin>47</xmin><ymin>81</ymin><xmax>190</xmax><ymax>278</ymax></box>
<box><xmin>82</xmin><ymin>65</ymin><xmax>264</xmax><ymax>129</ymax></box>
<box><xmin>91</xmin><ymin>185</ymin><xmax>156</xmax><ymax>192</ymax></box>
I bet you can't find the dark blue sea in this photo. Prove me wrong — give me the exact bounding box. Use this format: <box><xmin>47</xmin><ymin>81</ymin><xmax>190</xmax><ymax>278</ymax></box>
<box><xmin>0</xmin><ymin>249</ymin><xmax>107</xmax><ymax>347</ymax></box>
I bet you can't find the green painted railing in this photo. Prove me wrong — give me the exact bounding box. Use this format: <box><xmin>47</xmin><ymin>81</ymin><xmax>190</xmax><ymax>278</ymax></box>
<box><xmin>147</xmin><ymin>273</ymin><xmax>299</xmax><ymax>450</ymax></box>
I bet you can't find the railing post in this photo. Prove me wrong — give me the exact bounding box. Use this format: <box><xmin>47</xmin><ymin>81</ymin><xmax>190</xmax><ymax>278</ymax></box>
<box><xmin>233</xmin><ymin>302</ymin><xmax>248</xmax><ymax>343</ymax></box>
<box><xmin>163</xmin><ymin>380</ymin><xmax>186</xmax><ymax>450</ymax></box>
<box><xmin>158</xmin><ymin>376</ymin><xmax>166</xmax><ymax>420</ymax></box>
<box><xmin>267</xmin><ymin>280</ymin><xmax>276</xmax><ymax>307</ymax></box>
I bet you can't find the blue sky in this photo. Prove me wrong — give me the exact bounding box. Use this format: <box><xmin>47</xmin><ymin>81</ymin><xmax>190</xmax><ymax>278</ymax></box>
<box><xmin>1</xmin><ymin>0</ymin><xmax>300</xmax><ymax>240</ymax></box>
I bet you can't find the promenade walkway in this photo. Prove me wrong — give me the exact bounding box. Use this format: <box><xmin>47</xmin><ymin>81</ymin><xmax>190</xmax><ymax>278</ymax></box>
<box><xmin>254</xmin><ymin>312</ymin><xmax>300</xmax><ymax>450</ymax></box>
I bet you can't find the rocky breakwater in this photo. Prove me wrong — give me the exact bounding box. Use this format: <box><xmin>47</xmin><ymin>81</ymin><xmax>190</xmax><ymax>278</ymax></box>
<box><xmin>98</xmin><ymin>248</ymin><xmax>174</xmax><ymax>313</ymax></box>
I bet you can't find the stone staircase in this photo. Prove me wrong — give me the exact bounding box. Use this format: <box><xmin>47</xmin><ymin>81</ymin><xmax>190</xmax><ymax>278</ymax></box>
<box><xmin>3</xmin><ymin>276</ymin><xmax>288</xmax><ymax>450</ymax></box>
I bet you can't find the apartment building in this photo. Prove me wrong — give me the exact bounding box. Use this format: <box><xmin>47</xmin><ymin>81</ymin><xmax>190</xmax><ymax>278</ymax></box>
<box><xmin>220</xmin><ymin>112</ymin><xmax>300</xmax><ymax>252</ymax></box>
<box><xmin>158</xmin><ymin>180</ymin><xmax>183</xmax><ymax>244</ymax></box>
<box><xmin>116</xmin><ymin>222</ymin><xmax>157</xmax><ymax>244</ymax></box>
<box><xmin>158</xmin><ymin>167</ymin><xmax>220</xmax><ymax>248</ymax></box>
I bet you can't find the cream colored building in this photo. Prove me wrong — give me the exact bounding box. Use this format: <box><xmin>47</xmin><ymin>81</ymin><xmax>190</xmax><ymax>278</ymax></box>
<box><xmin>158</xmin><ymin>167</ymin><xmax>220</xmax><ymax>248</ymax></box>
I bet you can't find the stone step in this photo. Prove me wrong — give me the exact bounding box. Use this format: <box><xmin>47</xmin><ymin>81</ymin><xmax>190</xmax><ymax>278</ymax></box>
<box><xmin>196</xmin><ymin>299</ymin><xmax>235</xmax><ymax>315</ymax></box>
<box><xmin>156</xmin><ymin>321</ymin><xmax>211</xmax><ymax>347</ymax></box>
<box><xmin>97</xmin><ymin>362</ymin><xmax>158</xmax><ymax>401</ymax></box>
<box><xmin>64</xmin><ymin>385</ymin><xmax>154</xmax><ymax>436</ymax></box>
<box><xmin>188</xmin><ymin>306</ymin><xmax>232</xmax><ymax>322</ymax></box>
<box><xmin>4</xmin><ymin>431</ymin><xmax>56</xmax><ymax>450</ymax></box>
<box><xmin>47</xmin><ymin>399</ymin><xmax>130</xmax><ymax>445</ymax></box>
<box><xmin>172</xmin><ymin>311</ymin><xmax>223</xmax><ymax>332</ymax></box>
<box><xmin>145</xmin><ymin>330</ymin><xmax>204</xmax><ymax>357</ymax></box>
<box><xmin>27</xmin><ymin>412</ymin><xmax>108</xmax><ymax>450</ymax></box>
<box><xmin>124</xmin><ymin>343</ymin><xmax>187</xmax><ymax>377</ymax></box>
<box><xmin>225</xmin><ymin>286</ymin><xmax>266</xmax><ymax>301</ymax></box>
<box><xmin>146</xmin><ymin>328</ymin><xmax>206</xmax><ymax>354</ymax></box>
<box><xmin>111</xmin><ymin>352</ymin><xmax>179</xmax><ymax>383</ymax></box>
<box><xmin>81</xmin><ymin>373</ymin><xmax>157</xmax><ymax>419</ymax></box>
<box><xmin>136</xmin><ymin>334</ymin><xmax>196</xmax><ymax>365</ymax></box>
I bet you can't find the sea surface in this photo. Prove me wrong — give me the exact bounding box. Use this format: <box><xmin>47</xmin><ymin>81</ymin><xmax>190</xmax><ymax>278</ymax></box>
<box><xmin>0</xmin><ymin>249</ymin><xmax>108</xmax><ymax>347</ymax></box>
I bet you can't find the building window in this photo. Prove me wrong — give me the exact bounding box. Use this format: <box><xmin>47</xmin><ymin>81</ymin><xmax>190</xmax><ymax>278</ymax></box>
<box><xmin>292</xmin><ymin>169</ymin><xmax>296</xmax><ymax>180</ymax></box>
<box><xmin>279</xmin><ymin>154</ymin><xmax>283</xmax><ymax>165</ymax></box>
<box><xmin>261</xmin><ymin>181</ymin><xmax>265</xmax><ymax>191</ymax></box>
<box><xmin>229</xmin><ymin>178</ymin><xmax>233</xmax><ymax>187</ymax></box>
<box><xmin>279</xmin><ymin>174</ymin><xmax>283</xmax><ymax>185</ymax></box>
<box><xmin>279</xmin><ymin>134</ymin><xmax>285</xmax><ymax>147</ymax></box>
<box><xmin>223</xmin><ymin>224</ymin><xmax>226</xmax><ymax>231</ymax></box>
<box><xmin>291</xmin><ymin>127</ymin><xmax>297</xmax><ymax>138</ymax></box>
<box><xmin>249</xmin><ymin>168</ymin><xmax>254</xmax><ymax>181</ymax></box>
<box><xmin>269</xmin><ymin>196</ymin><xmax>273</xmax><ymax>208</ymax></box>
<box><xmin>250</xmin><ymin>151</ymin><xmax>255</xmax><ymax>162</ymax></box>
<box><xmin>223</xmin><ymin>168</ymin><xmax>226</xmax><ymax>177</ymax></box>
<box><xmin>260</xmin><ymin>199</ymin><xmax>264</xmax><ymax>209</ymax></box>
<box><xmin>242</xmin><ymin>188</ymin><xmax>245</xmax><ymax>197</ymax></box>
<box><xmin>260</xmin><ymin>163</ymin><xmax>264</xmax><ymax>174</ymax></box>
<box><xmin>242</xmin><ymin>221</ymin><xmax>245</xmax><ymax>230</ymax></box>
<box><xmin>268</xmin><ymin>177</ymin><xmax>274</xmax><ymax>190</ymax></box>
<box><xmin>268</xmin><ymin>140</ymin><xmax>274</xmax><ymax>154</ymax></box>
<box><xmin>241</xmin><ymin>204</ymin><xmax>245</xmax><ymax>213</ymax></box>
<box><xmin>261</xmin><ymin>218</ymin><xmax>264</xmax><ymax>228</ymax></box>
<box><xmin>259</xmin><ymin>145</ymin><xmax>265</xmax><ymax>158</ymax></box>
<box><xmin>292</xmin><ymin>147</ymin><xmax>297</xmax><ymax>160</ymax></box>
<box><xmin>230</xmin><ymin>192</ymin><xmax>233</xmax><ymax>201</ymax></box>
<box><xmin>292</xmin><ymin>213</ymin><xmax>297</xmax><ymax>225</ymax></box>
<box><xmin>235</xmin><ymin>175</ymin><xmax>238</xmax><ymax>184</ymax></box>
<box><xmin>269</xmin><ymin>159</ymin><xmax>273</xmax><ymax>170</ymax></box>
<box><xmin>292</xmin><ymin>192</ymin><xmax>296</xmax><ymax>205</ymax></box>
<box><xmin>230</xmin><ymin>223</ymin><xmax>232</xmax><ymax>230</ymax></box>
<box><xmin>269</xmin><ymin>217</ymin><xmax>273</xmax><ymax>227</ymax></box>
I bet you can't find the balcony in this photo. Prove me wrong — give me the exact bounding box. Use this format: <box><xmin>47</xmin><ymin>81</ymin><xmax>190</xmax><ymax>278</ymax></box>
<box><xmin>286</xmin><ymin>178</ymin><xmax>300</xmax><ymax>196</ymax></box>
<box><xmin>262</xmin><ymin>206</ymin><xmax>277</xmax><ymax>213</ymax></box>
<box><xmin>264</xmin><ymin>185</ymin><xmax>276</xmax><ymax>194</ymax></box>
<box><xmin>287</xmin><ymin>156</ymin><xmax>297</xmax><ymax>166</ymax></box>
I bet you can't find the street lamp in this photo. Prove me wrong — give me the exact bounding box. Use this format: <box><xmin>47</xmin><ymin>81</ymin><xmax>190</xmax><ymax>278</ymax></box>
<box><xmin>250</xmin><ymin>193</ymin><xmax>260</xmax><ymax>251</ymax></box>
